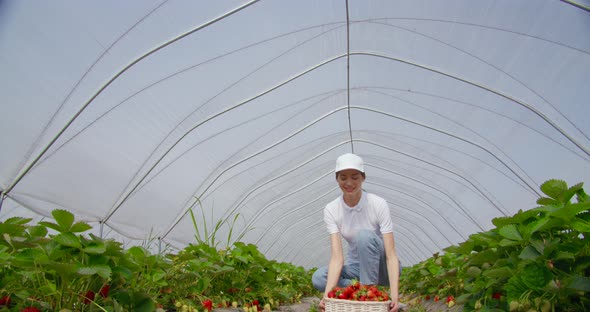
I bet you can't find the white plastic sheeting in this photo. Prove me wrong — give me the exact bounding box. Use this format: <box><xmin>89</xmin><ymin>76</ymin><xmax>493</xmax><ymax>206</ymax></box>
<box><xmin>1</xmin><ymin>1</ymin><xmax>589</xmax><ymax>268</ymax></box>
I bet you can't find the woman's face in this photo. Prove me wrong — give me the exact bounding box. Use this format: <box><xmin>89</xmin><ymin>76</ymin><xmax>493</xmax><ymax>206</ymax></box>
<box><xmin>336</xmin><ymin>169</ymin><xmax>365</xmax><ymax>196</ymax></box>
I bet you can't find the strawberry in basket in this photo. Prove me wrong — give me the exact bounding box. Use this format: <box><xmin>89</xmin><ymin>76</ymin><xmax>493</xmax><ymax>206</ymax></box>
<box><xmin>327</xmin><ymin>280</ymin><xmax>390</xmax><ymax>302</ymax></box>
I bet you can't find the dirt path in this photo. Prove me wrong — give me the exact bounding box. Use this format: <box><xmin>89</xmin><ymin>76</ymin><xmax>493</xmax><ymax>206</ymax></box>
<box><xmin>213</xmin><ymin>297</ymin><xmax>320</xmax><ymax>312</ymax></box>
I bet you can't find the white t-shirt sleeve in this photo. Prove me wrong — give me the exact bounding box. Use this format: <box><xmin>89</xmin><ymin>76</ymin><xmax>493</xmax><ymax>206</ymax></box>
<box><xmin>324</xmin><ymin>203</ymin><xmax>340</xmax><ymax>235</ymax></box>
<box><xmin>376</xmin><ymin>197</ymin><xmax>394</xmax><ymax>234</ymax></box>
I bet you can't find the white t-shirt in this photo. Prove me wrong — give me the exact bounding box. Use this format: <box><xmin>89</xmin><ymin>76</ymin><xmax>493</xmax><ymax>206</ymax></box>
<box><xmin>324</xmin><ymin>191</ymin><xmax>394</xmax><ymax>264</ymax></box>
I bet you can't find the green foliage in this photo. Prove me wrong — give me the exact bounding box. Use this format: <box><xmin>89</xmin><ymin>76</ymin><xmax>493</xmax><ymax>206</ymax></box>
<box><xmin>400</xmin><ymin>179</ymin><xmax>590</xmax><ymax>311</ymax></box>
<box><xmin>0</xmin><ymin>208</ymin><xmax>317</xmax><ymax>311</ymax></box>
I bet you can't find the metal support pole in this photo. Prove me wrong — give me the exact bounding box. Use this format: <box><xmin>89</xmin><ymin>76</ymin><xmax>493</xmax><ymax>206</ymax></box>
<box><xmin>0</xmin><ymin>192</ymin><xmax>5</xmax><ymax>213</ymax></box>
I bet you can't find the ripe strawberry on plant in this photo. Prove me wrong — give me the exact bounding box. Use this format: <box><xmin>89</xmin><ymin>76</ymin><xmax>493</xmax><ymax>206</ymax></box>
<box><xmin>0</xmin><ymin>295</ymin><xmax>10</xmax><ymax>306</ymax></box>
<box><xmin>202</xmin><ymin>299</ymin><xmax>213</xmax><ymax>311</ymax></box>
<box><xmin>99</xmin><ymin>284</ymin><xmax>110</xmax><ymax>298</ymax></box>
<box><xmin>83</xmin><ymin>290</ymin><xmax>95</xmax><ymax>304</ymax></box>
<box><xmin>492</xmin><ymin>292</ymin><xmax>501</xmax><ymax>300</ymax></box>
<box><xmin>433</xmin><ymin>295</ymin><xmax>440</xmax><ymax>302</ymax></box>
<box><xmin>446</xmin><ymin>295</ymin><xmax>456</xmax><ymax>307</ymax></box>
<box><xmin>21</xmin><ymin>307</ymin><xmax>41</xmax><ymax>312</ymax></box>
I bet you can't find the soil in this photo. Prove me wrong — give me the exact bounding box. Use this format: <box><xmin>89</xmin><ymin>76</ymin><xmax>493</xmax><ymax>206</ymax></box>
<box><xmin>213</xmin><ymin>297</ymin><xmax>320</xmax><ymax>312</ymax></box>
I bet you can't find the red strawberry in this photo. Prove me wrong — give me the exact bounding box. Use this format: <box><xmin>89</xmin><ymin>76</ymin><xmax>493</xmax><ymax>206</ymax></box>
<box><xmin>446</xmin><ymin>296</ymin><xmax>454</xmax><ymax>303</ymax></box>
<box><xmin>21</xmin><ymin>307</ymin><xmax>41</xmax><ymax>312</ymax></box>
<box><xmin>327</xmin><ymin>290</ymin><xmax>336</xmax><ymax>298</ymax></box>
<box><xmin>0</xmin><ymin>296</ymin><xmax>10</xmax><ymax>306</ymax></box>
<box><xmin>99</xmin><ymin>284</ymin><xmax>110</xmax><ymax>298</ymax></box>
<box><xmin>492</xmin><ymin>292</ymin><xmax>501</xmax><ymax>300</ymax></box>
<box><xmin>202</xmin><ymin>299</ymin><xmax>213</xmax><ymax>311</ymax></box>
<box><xmin>434</xmin><ymin>296</ymin><xmax>440</xmax><ymax>302</ymax></box>
<box><xmin>424</xmin><ymin>295</ymin><xmax>430</xmax><ymax>300</ymax></box>
<box><xmin>252</xmin><ymin>299</ymin><xmax>259</xmax><ymax>306</ymax></box>
<box><xmin>83</xmin><ymin>290</ymin><xmax>95</xmax><ymax>304</ymax></box>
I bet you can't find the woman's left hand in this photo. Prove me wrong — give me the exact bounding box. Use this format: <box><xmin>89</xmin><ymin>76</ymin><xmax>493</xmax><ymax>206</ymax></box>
<box><xmin>388</xmin><ymin>300</ymin><xmax>399</xmax><ymax>312</ymax></box>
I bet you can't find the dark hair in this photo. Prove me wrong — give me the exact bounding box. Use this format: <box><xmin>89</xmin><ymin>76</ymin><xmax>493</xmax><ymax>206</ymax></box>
<box><xmin>335</xmin><ymin>171</ymin><xmax>366</xmax><ymax>179</ymax></box>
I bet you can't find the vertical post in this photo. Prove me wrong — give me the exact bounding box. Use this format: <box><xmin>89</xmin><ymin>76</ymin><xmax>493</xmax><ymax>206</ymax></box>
<box><xmin>0</xmin><ymin>192</ymin><xmax>5</xmax><ymax>213</ymax></box>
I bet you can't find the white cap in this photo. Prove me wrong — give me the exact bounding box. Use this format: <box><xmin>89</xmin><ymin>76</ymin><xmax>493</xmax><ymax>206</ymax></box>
<box><xmin>335</xmin><ymin>153</ymin><xmax>364</xmax><ymax>173</ymax></box>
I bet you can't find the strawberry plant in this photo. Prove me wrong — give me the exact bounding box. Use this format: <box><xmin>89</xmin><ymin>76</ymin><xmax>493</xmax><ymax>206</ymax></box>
<box><xmin>0</xmin><ymin>205</ymin><xmax>319</xmax><ymax>311</ymax></box>
<box><xmin>401</xmin><ymin>179</ymin><xmax>590</xmax><ymax>311</ymax></box>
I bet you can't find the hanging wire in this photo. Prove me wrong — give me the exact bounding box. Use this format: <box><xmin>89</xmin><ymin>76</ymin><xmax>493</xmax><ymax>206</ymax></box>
<box><xmin>561</xmin><ymin>0</ymin><xmax>590</xmax><ymax>12</ymax></box>
<box><xmin>345</xmin><ymin>0</ymin><xmax>354</xmax><ymax>153</ymax></box>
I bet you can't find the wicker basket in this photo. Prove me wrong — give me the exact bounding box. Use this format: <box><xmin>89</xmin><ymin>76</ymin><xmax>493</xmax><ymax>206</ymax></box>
<box><xmin>325</xmin><ymin>298</ymin><xmax>390</xmax><ymax>312</ymax></box>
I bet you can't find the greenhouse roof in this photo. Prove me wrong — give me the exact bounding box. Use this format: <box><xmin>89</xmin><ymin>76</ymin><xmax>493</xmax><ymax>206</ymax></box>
<box><xmin>1</xmin><ymin>0</ymin><xmax>589</xmax><ymax>268</ymax></box>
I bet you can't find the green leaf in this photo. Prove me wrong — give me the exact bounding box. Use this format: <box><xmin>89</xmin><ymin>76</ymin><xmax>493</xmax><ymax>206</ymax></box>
<box><xmin>53</xmin><ymin>232</ymin><xmax>82</xmax><ymax>248</ymax></box>
<box><xmin>499</xmin><ymin>239</ymin><xmax>520</xmax><ymax>247</ymax></box>
<box><xmin>28</xmin><ymin>225</ymin><xmax>48</xmax><ymax>237</ymax></box>
<box><xmin>562</xmin><ymin>182</ymin><xmax>584</xmax><ymax>203</ymax></box>
<box><xmin>127</xmin><ymin>246</ymin><xmax>148</xmax><ymax>260</ymax></box>
<box><xmin>519</xmin><ymin>246</ymin><xmax>541</xmax><ymax>260</ymax></box>
<box><xmin>14</xmin><ymin>248</ymin><xmax>45</xmax><ymax>266</ymax></box>
<box><xmin>133</xmin><ymin>294</ymin><xmax>155</xmax><ymax>312</ymax></box>
<box><xmin>77</xmin><ymin>264</ymin><xmax>112</xmax><ymax>279</ymax></box>
<box><xmin>45</xmin><ymin>261</ymin><xmax>78</xmax><ymax>277</ymax></box>
<box><xmin>216</xmin><ymin>265</ymin><xmax>234</xmax><ymax>273</ymax></box>
<box><xmin>113</xmin><ymin>266</ymin><xmax>134</xmax><ymax>281</ymax></box>
<box><xmin>499</xmin><ymin>224</ymin><xmax>522</xmax><ymax>241</ymax></box>
<box><xmin>83</xmin><ymin>242</ymin><xmax>107</xmax><ymax>254</ymax></box>
<box><xmin>492</xmin><ymin>215</ymin><xmax>515</xmax><ymax>228</ymax></box>
<box><xmin>39</xmin><ymin>282</ymin><xmax>57</xmax><ymax>296</ymax></box>
<box><xmin>530</xmin><ymin>239</ymin><xmax>546</xmax><ymax>254</ymax></box>
<box><xmin>4</xmin><ymin>216</ymin><xmax>33</xmax><ymax>226</ymax></box>
<box><xmin>520</xmin><ymin>262</ymin><xmax>552</xmax><ymax>290</ymax></box>
<box><xmin>70</xmin><ymin>221</ymin><xmax>92</xmax><ymax>233</ymax></box>
<box><xmin>505</xmin><ymin>275</ymin><xmax>529</xmax><ymax>302</ymax></box>
<box><xmin>0</xmin><ymin>223</ymin><xmax>25</xmax><ymax>239</ymax></box>
<box><xmin>151</xmin><ymin>270</ymin><xmax>166</xmax><ymax>282</ymax></box>
<box><xmin>555</xmin><ymin>251</ymin><xmax>575</xmax><ymax>260</ymax></box>
<box><xmin>536</xmin><ymin>197</ymin><xmax>560</xmax><ymax>206</ymax></box>
<box><xmin>470</xmin><ymin>249</ymin><xmax>500</xmax><ymax>265</ymax></box>
<box><xmin>537</xmin><ymin>218</ymin><xmax>565</xmax><ymax>232</ymax></box>
<box><xmin>525</xmin><ymin>217</ymin><xmax>551</xmax><ymax>238</ymax></box>
<box><xmin>444</xmin><ymin>240</ymin><xmax>474</xmax><ymax>254</ymax></box>
<box><xmin>235</xmin><ymin>255</ymin><xmax>249</xmax><ymax>263</ymax></box>
<box><xmin>38</xmin><ymin>221</ymin><xmax>62</xmax><ymax>233</ymax></box>
<box><xmin>576</xmin><ymin>186</ymin><xmax>588</xmax><ymax>202</ymax></box>
<box><xmin>564</xmin><ymin>275</ymin><xmax>590</xmax><ymax>291</ymax></box>
<box><xmin>52</xmin><ymin>209</ymin><xmax>75</xmax><ymax>231</ymax></box>
<box><xmin>465</xmin><ymin>266</ymin><xmax>482</xmax><ymax>277</ymax></box>
<box><xmin>541</xmin><ymin>179</ymin><xmax>568</xmax><ymax>199</ymax></box>
<box><xmin>482</xmin><ymin>267</ymin><xmax>513</xmax><ymax>279</ymax></box>
<box><xmin>572</xmin><ymin>219</ymin><xmax>590</xmax><ymax>232</ymax></box>
<box><xmin>550</xmin><ymin>202</ymin><xmax>590</xmax><ymax>222</ymax></box>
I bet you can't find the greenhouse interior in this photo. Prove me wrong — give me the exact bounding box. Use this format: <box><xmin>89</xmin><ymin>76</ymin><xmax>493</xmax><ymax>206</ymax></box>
<box><xmin>1</xmin><ymin>1</ymin><xmax>589</xmax><ymax>311</ymax></box>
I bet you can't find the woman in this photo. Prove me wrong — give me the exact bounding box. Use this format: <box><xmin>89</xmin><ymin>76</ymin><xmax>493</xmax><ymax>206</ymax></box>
<box><xmin>312</xmin><ymin>153</ymin><xmax>401</xmax><ymax>312</ymax></box>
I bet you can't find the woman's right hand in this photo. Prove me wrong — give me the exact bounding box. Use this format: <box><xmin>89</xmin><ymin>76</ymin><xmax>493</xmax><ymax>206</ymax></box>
<box><xmin>319</xmin><ymin>297</ymin><xmax>326</xmax><ymax>312</ymax></box>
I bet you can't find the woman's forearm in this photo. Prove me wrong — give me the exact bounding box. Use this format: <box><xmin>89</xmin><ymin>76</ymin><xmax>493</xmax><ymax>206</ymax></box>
<box><xmin>324</xmin><ymin>258</ymin><xmax>344</xmax><ymax>296</ymax></box>
<box><xmin>386</xmin><ymin>255</ymin><xmax>399</xmax><ymax>300</ymax></box>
